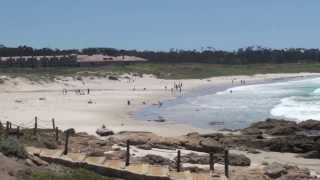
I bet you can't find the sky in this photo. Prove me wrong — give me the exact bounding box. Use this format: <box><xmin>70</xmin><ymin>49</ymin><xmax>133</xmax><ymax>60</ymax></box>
<box><xmin>0</xmin><ymin>0</ymin><xmax>319</xmax><ymax>51</ymax></box>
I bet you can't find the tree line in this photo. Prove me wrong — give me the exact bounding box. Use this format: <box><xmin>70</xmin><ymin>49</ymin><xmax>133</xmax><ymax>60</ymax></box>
<box><xmin>2</xmin><ymin>45</ymin><xmax>320</xmax><ymax>65</ymax></box>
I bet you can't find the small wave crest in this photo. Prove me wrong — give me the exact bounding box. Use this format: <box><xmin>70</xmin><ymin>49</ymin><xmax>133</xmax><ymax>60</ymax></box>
<box><xmin>271</xmin><ymin>96</ymin><xmax>320</xmax><ymax>121</ymax></box>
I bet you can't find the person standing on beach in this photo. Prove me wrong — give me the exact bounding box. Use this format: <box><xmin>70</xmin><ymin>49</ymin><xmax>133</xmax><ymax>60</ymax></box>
<box><xmin>127</xmin><ymin>100</ymin><xmax>131</xmax><ymax>106</ymax></box>
<box><xmin>87</xmin><ymin>88</ymin><xmax>90</xmax><ymax>95</ymax></box>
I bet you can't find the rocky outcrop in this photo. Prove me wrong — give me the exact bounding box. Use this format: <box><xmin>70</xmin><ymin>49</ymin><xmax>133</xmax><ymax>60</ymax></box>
<box><xmin>299</xmin><ymin>120</ymin><xmax>320</xmax><ymax>130</ymax></box>
<box><xmin>247</xmin><ymin>118</ymin><xmax>300</xmax><ymax>135</ymax></box>
<box><xmin>263</xmin><ymin>163</ymin><xmax>317</xmax><ymax>180</ymax></box>
<box><xmin>179</xmin><ymin>153</ymin><xmax>250</xmax><ymax>166</ymax></box>
<box><xmin>140</xmin><ymin>154</ymin><xmax>173</xmax><ymax>166</ymax></box>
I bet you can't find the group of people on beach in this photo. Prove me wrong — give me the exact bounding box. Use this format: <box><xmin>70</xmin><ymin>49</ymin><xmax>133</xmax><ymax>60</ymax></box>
<box><xmin>62</xmin><ymin>88</ymin><xmax>90</xmax><ymax>95</ymax></box>
<box><xmin>232</xmin><ymin>79</ymin><xmax>246</xmax><ymax>86</ymax></box>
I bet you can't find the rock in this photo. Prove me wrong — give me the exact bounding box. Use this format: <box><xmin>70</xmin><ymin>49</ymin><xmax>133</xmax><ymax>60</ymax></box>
<box><xmin>199</xmin><ymin>138</ymin><xmax>224</xmax><ymax>153</ymax></box>
<box><xmin>179</xmin><ymin>152</ymin><xmax>250</xmax><ymax>166</ymax></box>
<box><xmin>108</xmin><ymin>76</ymin><xmax>119</xmax><ymax>80</ymax></box>
<box><xmin>264</xmin><ymin>162</ymin><xmax>287</xmax><ymax>178</ymax></box>
<box><xmin>28</xmin><ymin>155</ymin><xmax>48</xmax><ymax>166</ymax></box>
<box><xmin>43</xmin><ymin>140</ymin><xmax>58</xmax><ymax>149</ymax></box>
<box><xmin>241</xmin><ymin>127</ymin><xmax>262</xmax><ymax>135</ymax></box>
<box><xmin>137</xmin><ymin>144</ymin><xmax>152</xmax><ymax>150</ymax></box>
<box><xmin>247</xmin><ymin>148</ymin><xmax>260</xmax><ymax>154</ymax></box>
<box><xmin>25</xmin><ymin>159</ymin><xmax>35</xmax><ymax>167</ymax></box>
<box><xmin>266</xmin><ymin>135</ymin><xmax>315</xmax><ymax>153</ymax></box>
<box><xmin>64</xmin><ymin>128</ymin><xmax>76</xmax><ymax>135</ymax></box>
<box><xmin>301</xmin><ymin>150</ymin><xmax>320</xmax><ymax>159</ymax></box>
<box><xmin>96</xmin><ymin>128</ymin><xmax>114</xmax><ymax>136</ymax></box>
<box><xmin>249</xmin><ymin>119</ymin><xmax>300</xmax><ymax>135</ymax></box>
<box><xmin>179</xmin><ymin>153</ymin><xmax>209</xmax><ymax>164</ymax></box>
<box><xmin>87</xmin><ymin>150</ymin><xmax>105</xmax><ymax>157</ymax></box>
<box><xmin>141</xmin><ymin>154</ymin><xmax>173</xmax><ymax>165</ymax></box>
<box><xmin>200</xmin><ymin>133</ymin><xmax>224</xmax><ymax>140</ymax></box>
<box><xmin>268</xmin><ymin>124</ymin><xmax>300</xmax><ymax>136</ymax></box>
<box><xmin>229</xmin><ymin>154</ymin><xmax>251</xmax><ymax>166</ymax></box>
<box><xmin>299</xmin><ymin>120</ymin><xmax>320</xmax><ymax>130</ymax></box>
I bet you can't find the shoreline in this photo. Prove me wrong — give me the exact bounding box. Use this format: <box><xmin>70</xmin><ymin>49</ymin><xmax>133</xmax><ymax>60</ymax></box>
<box><xmin>0</xmin><ymin>73</ymin><xmax>319</xmax><ymax>137</ymax></box>
<box><xmin>132</xmin><ymin>73</ymin><xmax>320</xmax><ymax>134</ymax></box>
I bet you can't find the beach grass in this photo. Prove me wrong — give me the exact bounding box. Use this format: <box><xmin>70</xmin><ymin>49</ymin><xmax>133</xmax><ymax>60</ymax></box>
<box><xmin>1</xmin><ymin>63</ymin><xmax>320</xmax><ymax>81</ymax></box>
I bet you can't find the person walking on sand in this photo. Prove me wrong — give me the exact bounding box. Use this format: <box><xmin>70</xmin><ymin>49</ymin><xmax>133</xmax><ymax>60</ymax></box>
<box><xmin>87</xmin><ymin>88</ymin><xmax>90</xmax><ymax>95</ymax></box>
<box><xmin>127</xmin><ymin>100</ymin><xmax>131</xmax><ymax>106</ymax></box>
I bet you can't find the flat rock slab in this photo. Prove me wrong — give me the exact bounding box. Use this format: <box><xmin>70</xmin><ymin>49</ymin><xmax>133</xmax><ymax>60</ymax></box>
<box><xmin>26</xmin><ymin>146</ymin><xmax>41</xmax><ymax>155</ymax></box>
<box><xmin>147</xmin><ymin>165</ymin><xmax>169</xmax><ymax>177</ymax></box>
<box><xmin>85</xmin><ymin>156</ymin><xmax>106</xmax><ymax>165</ymax></box>
<box><xmin>169</xmin><ymin>171</ymin><xmax>193</xmax><ymax>180</ymax></box>
<box><xmin>126</xmin><ymin>163</ymin><xmax>149</xmax><ymax>175</ymax></box>
<box><xmin>104</xmin><ymin>160</ymin><xmax>125</xmax><ymax>170</ymax></box>
<box><xmin>61</xmin><ymin>153</ymin><xmax>86</xmax><ymax>162</ymax></box>
<box><xmin>40</xmin><ymin>149</ymin><xmax>63</xmax><ymax>158</ymax></box>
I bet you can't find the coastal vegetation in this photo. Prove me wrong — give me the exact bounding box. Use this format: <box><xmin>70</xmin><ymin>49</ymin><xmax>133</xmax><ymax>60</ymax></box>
<box><xmin>1</xmin><ymin>63</ymin><xmax>320</xmax><ymax>81</ymax></box>
<box><xmin>2</xmin><ymin>45</ymin><xmax>320</xmax><ymax>64</ymax></box>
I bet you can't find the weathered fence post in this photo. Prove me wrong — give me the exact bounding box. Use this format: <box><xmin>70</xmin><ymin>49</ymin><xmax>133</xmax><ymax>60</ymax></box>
<box><xmin>55</xmin><ymin>127</ymin><xmax>59</xmax><ymax>142</ymax></box>
<box><xmin>6</xmin><ymin>121</ymin><xmax>9</xmax><ymax>135</ymax></box>
<box><xmin>9</xmin><ymin>122</ymin><xmax>12</xmax><ymax>129</ymax></box>
<box><xmin>17</xmin><ymin>126</ymin><xmax>20</xmax><ymax>139</ymax></box>
<box><xmin>209</xmin><ymin>152</ymin><xmax>214</xmax><ymax>171</ymax></box>
<box><xmin>177</xmin><ymin>150</ymin><xmax>181</xmax><ymax>172</ymax></box>
<box><xmin>125</xmin><ymin>140</ymin><xmax>130</xmax><ymax>166</ymax></box>
<box><xmin>224</xmin><ymin>149</ymin><xmax>229</xmax><ymax>178</ymax></box>
<box><xmin>63</xmin><ymin>130</ymin><xmax>70</xmax><ymax>155</ymax></box>
<box><xmin>52</xmin><ymin>118</ymin><xmax>55</xmax><ymax>130</ymax></box>
<box><xmin>33</xmin><ymin>116</ymin><xmax>38</xmax><ymax>135</ymax></box>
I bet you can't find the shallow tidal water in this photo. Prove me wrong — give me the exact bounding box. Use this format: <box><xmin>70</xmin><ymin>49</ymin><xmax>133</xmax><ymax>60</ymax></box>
<box><xmin>136</xmin><ymin>77</ymin><xmax>320</xmax><ymax>130</ymax></box>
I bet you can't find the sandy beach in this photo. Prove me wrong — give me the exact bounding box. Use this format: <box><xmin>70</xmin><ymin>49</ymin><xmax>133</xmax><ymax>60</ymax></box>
<box><xmin>0</xmin><ymin>72</ymin><xmax>319</xmax><ymax>137</ymax></box>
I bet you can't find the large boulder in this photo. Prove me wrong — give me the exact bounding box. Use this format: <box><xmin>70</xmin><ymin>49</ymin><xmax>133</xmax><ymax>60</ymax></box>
<box><xmin>264</xmin><ymin>162</ymin><xmax>287</xmax><ymax>178</ymax></box>
<box><xmin>96</xmin><ymin>128</ymin><xmax>114</xmax><ymax>137</ymax></box>
<box><xmin>249</xmin><ymin>118</ymin><xmax>300</xmax><ymax>135</ymax></box>
<box><xmin>299</xmin><ymin>120</ymin><xmax>320</xmax><ymax>130</ymax></box>
<box><xmin>301</xmin><ymin>150</ymin><xmax>320</xmax><ymax>159</ymax></box>
<box><xmin>199</xmin><ymin>138</ymin><xmax>224</xmax><ymax>153</ymax></box>
<box><xmin>229</xmin><ymin>154</ymin><xmax>251</xmax><ymax>166</ymax></box>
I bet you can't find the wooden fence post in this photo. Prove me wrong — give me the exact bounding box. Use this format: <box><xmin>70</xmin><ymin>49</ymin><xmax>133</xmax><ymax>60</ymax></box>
<box><xmin>177</xmin><ymin>150</ymin><xmax>181</xmax><ymax>172</ymax></box>
<box><xmin>33</xmin><ymin>116</ymin><xmax>38</xmax><ymax>135</ymax></box>
<box><xmin>224</xmin><ymin>149</ymin><xmax>229</xmax><ymax>178</ymax></box>
<box><xmin>6</xmin><ymin>121</ymin><xmax>9</xmax><ymax>135</ymax></box>
<box><xmin>63</xmin><ymin>130</ymin><xmax>70</xmax><ymax>155</ymax></box>
<box><xmin>17</xmin><ymin>126</ymin><xmax>20</xmax><ymax>139</ymax></box>
<box><xmin>52</xmin><ymin>118</ymin><xmax>55</xmax><ymax>130</ymax></box>
<box><xmin>125</xmin><ymin>140</ymin><xmax>130</xmax><ymax>166</ymax></box>
<box><xmin>55</xmin><ymin>127</ymin><xmax>59</xmax><ymax>142</ymax></box>
<box><xmin>9</xmin><ymin>122</ymin><xmax>11</xmax><ymax>129</ymax></box>
<box><xmin>209</xmin><ymin>152</ymin><xmax>214</xmax><ymax>171</ymax></box>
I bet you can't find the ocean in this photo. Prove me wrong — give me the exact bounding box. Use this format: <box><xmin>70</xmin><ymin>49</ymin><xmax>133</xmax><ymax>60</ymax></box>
<box><xmin>136</xmin><ymin>77</ymin><xmax>320</xmax><ymax>130</ymax></box>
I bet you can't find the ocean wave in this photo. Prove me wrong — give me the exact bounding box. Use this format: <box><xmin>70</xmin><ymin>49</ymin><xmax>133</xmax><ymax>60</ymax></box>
<box><xmin>270</xmin><ymin>96</ymin><xmax>320</xmax><ymax>121</ymax></box>
<box><xmin>312</xmin><ymin>88</ymin><xmax>320</xmax><ymax>94</ymax></box>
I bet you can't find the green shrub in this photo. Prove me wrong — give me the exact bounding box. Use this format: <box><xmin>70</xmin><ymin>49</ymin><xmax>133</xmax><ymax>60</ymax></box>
<box><xmin>0</xmin><ymin>137</ymin><xmax>27</xmax><ymax>158</ymax></box>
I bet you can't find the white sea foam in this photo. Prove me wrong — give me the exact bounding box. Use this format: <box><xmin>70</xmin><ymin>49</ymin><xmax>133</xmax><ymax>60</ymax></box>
<box><xmin>271</xmin><ymin>96</ymin><xmax>320</xmax><ymax>121</ymax></box>
<box><xmin>312</xmin><ymin>88</ymin><xmax>320</xmax><ymax>94</ymax></box>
